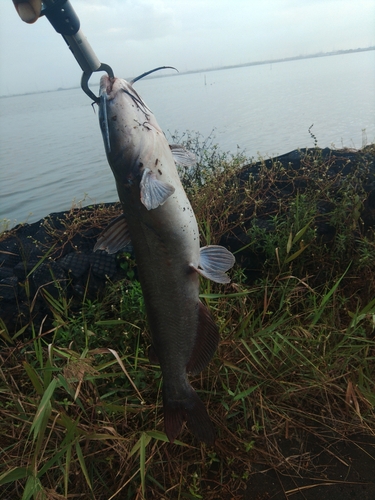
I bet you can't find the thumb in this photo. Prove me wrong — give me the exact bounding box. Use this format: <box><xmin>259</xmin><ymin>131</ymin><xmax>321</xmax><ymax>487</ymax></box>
<box><xmin>12</xmin><ymin>0</ymin><xmax>42</xmax><ymax>24</ymax></box>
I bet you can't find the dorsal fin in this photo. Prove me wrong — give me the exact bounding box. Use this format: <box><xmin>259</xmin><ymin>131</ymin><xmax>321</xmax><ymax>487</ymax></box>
<box><xmin>170</xmin><ymin>144</ymin><xmax>196</xmax><ymax>167</ymax></box>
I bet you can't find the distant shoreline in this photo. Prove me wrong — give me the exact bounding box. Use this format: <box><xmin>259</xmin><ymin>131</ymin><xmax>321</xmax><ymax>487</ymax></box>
<box><xmin>176</xmin><ymin>46</ymin><xmax>375</xmax><ymax>76</ymax></box>
<box><xmin>1</xmin><ymin>46</ymin><xmax>374</xmax><ymax>98</ymax></box>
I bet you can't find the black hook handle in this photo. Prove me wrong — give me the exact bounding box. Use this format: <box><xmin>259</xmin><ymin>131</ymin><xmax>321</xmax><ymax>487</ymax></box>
<box><xmin>42</xmin><ymin>0</ymin><xmax>80</xmax><ymax>35</ymax></box>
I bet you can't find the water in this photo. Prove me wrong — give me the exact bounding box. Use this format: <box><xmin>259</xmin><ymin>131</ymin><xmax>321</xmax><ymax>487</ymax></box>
<box><xmin>1</xmin><ymin>51</ymin><xmax>374</xmax><ymax>227</ymax></box>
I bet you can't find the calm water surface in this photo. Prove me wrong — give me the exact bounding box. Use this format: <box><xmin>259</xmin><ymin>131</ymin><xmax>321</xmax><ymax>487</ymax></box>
<box><xmin>1</xmin><ymin>51</ymin><xmax>374</xmax><ymax>227</ymax></box>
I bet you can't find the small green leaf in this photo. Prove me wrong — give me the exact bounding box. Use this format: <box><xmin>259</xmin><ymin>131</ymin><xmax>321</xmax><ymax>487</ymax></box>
<box><xmin>292</xmin><ymin>220</ymin><xmax>312</xmax><ymax>245</ymax></box>
<box><xmin>284</xmin><ymin>243</ymin><xmax>308</xmax><ymax>263</ymax></box>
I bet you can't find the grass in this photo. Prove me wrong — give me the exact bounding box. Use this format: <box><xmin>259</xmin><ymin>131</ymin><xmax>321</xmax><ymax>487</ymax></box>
<box><xmin>0</xmin><ymin>136</ymin><xmax>374</xmax><ymax>499</ymax></box>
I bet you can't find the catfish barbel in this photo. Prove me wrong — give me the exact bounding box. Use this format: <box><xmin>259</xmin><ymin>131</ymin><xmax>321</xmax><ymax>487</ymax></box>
<box><xmin>95</xmin><ymin>72</ymin><xmax>235</xmax><ymax>444</ymax></box>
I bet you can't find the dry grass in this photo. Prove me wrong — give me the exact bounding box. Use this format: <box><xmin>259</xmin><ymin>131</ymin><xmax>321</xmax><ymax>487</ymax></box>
<box><xmin>1</xmin><ymin>142</ymin><xmax>375</xmax><ymax>499</ymax></box>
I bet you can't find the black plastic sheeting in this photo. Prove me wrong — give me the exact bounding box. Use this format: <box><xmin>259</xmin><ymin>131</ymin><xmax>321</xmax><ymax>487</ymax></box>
<box><xmin>1</xmin><ymin>147</ymin><xmax>374</xmax><ymax>337</ymax></box>
<box><xmin>0</xmin><ymin>203</ymin><xmax>128</xmax><ymax>336</ymax></box>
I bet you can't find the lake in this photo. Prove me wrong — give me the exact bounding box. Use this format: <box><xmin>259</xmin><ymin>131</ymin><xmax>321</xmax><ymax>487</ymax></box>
<box><xmin>1</xmin><ymin>50</ymin><xmax>374</xmax><ymax>227</ymax></box>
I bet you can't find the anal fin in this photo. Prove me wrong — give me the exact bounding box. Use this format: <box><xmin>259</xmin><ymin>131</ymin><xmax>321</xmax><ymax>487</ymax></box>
<box><xmin>186</xmin><ymin>301</ymin><xmax>220</xmax><ymax>376</ymax></box>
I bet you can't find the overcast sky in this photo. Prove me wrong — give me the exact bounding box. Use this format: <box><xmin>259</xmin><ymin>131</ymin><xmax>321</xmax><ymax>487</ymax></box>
<box><xmin>0</xmin><ymin>0</ymin><xmax>374</xmax><ymax>96</ymax></box>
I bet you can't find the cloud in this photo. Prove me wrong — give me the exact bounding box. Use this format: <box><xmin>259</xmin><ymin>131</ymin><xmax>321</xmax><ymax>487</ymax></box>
<box><xmin>0</xmin><ymin>0</ymin><xmax>374</xmax><ymax>95</ymax></box>
<box><xmin>77</xmin><ymin>0</ymin><xmax>176</xmax><ymax>40</ymax></box>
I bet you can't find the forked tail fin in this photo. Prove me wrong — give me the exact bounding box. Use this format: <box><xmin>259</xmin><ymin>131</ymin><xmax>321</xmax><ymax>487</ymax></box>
<box><xmin>163</xmin><ymin>385</ymin><xmax>215</xmax><ymax>445</ymax></box>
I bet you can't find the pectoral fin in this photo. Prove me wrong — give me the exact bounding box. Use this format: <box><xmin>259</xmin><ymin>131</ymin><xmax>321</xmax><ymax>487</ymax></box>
<box><xmin>140</xmin><ymin>168</ymin><xmax>175</xmax><ymax>210</ymax></box>
<box><xmin>191</xmin><ymin>245</ymin><xmax>235</xmax><ymax>284</ymax></box>
<box><xmin>94</xmin><ymin>214</ymin><xmax>131</xmax><ymax>254</ymax></box>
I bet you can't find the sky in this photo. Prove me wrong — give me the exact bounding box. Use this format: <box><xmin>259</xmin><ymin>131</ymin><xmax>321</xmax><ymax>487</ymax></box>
<box><xmin>0</xmin><ymin>0</ymin><xmax>374</xmax><ymax>96</ymax></box>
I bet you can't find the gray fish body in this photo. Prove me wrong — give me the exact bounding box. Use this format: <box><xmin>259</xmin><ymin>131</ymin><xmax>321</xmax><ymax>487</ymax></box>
<box><xmin>98</xmin><ymin>76</ymin><xmax>234</xmax><ymax>443</ymax></box>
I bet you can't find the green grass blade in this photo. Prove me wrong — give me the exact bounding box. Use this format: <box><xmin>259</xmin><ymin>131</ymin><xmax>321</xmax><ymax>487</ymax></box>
<box><xmin>30</xmin><ymin>378</ymin><xmax>57</xmax><ymax>440</ymax></box>
<box><xmin>65</xmin><ymin>443</ymin><xmax>72</xmax><ymax>497</ymax></box>
<box><xmin>286</xmin><ymin>231</ymin><xmax>293</xmax><ymax>254</ymax></box>
<box><xmin>130</xmin><ymin>432</ymin><xmax>152</xmax><ymax>457</ymax></box>
<box><xmin>200</xmin><ymin>291</ymin><xmax>254</xmax><ymax>299</ymax></box>
<box><xmin>22</xmin><ymin>476</ymin><xmax>44</xmax><ymax>500</ymax></box>
<box><xmin>57</xmin><ymin>373</ymin><xmax>86</xmax><ymax>412</ymax></box>
<box><xmin>146</xmin><ymin>430</ymin><xmax>187</xmax><ymax>446</ymax></box>
<box><xmin>0</xmin><ymin>467</ymin><xmax>29</xmax><ymax>485</ymax></box>
<box><xmin>75</xmin><ymin>441</ymin><xmax>92</xmax><ymax>491</ymax></box>
<box><xmin>0</xmin><ymin>318</ymin><xmax>14</xmax><ymax>344</ymax></box>
<box><xmin>292</xmin><ymin>220</ymin><xmax>312</xmax><ymax>245</ymax></box>
<box><xmin>107</xmin><ymin>348</ymin><xmax>145</xmax><ymax>403</ymax></box>
<box><xmin>23</xmin><ymin>362</ymin><xmax>44</xmax><ymax>395</ymax></box>
<box><xmin>349</xmin><ymin>297</ymin><xmax>375</xmax><ymax>328</ymax></box>
<box><xmin>310</xmin><ymin>264</ymin><xmax>351</xmax><ymax>325</ymax></box>
<box><xmin>38</xmin><ymin>445</ymin><xmax>69</xmax><ymax>477</ymax></box>
<box><xmin>140</xmin><ymin>432</ymin><xmax>147</xmax><ymax>498</ymax></box>
<box><xmin>284</xmin><ymin>243</ymin><xmax>309</xmax><ymax>263</ymax></box>
<box><xmin>233</xmin><ymin>384</ymin><xmax>260</xmax><ymax>401</ymax></box>
<box><xmin>26</xmin><ymin>243</ymin><xmax>56</xmax><ymax>279</ymax></box>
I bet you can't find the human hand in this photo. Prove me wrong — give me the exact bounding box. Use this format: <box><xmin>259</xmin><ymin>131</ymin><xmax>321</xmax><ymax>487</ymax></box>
<box><xmin>12</xmin><ymin>0</ymin><xmax>42</xmax><ymax>24</ymax></box>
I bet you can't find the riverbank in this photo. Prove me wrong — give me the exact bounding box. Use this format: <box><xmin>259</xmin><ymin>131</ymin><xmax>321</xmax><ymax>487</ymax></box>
<box><xmin>1</xmin><ymin>145</ymin><xmax>374</xmax><ymax>499</ymax></box>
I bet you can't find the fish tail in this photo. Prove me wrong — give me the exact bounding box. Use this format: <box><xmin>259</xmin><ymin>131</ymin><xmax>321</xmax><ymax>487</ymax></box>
<box><xmin>163</xmin><ymin>385</ymin><xmax>215</xmax><ymax>445</ymax></box>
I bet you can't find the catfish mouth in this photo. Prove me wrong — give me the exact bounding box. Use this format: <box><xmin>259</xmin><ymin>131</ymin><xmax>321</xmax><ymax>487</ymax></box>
<box><xmin>100</xmin><ymin>75</ymin><xmax>115</xmax><ymax>96</ymax></box>
<box><xmin>99</xmin><ymin>76</ymin><xmax>144</xmax><ymax>109</ymax></box>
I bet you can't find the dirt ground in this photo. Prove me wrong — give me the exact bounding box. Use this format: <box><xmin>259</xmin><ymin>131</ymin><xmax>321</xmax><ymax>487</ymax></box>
<box><xmin>245</xmin><ymin>433</ymin><xmax>375</xmax><ymax>499</ymax></box>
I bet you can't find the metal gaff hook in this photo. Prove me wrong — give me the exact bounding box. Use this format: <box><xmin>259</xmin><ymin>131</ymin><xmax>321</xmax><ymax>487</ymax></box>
<box><xmin>41</xmin><ymin>0</ymin><xmax>114</xmax><ymax>102</ymax></box>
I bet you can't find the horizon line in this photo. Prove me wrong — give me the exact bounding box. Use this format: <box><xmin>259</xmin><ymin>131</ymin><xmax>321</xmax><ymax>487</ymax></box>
<box><xmin>1</xmin><ymin>45</ymin><xmax>374</xmax><ymax>98</ymax></box>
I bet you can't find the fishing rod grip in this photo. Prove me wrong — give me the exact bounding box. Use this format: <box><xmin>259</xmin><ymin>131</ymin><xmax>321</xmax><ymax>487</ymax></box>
<box><xmin>62</xmin><ymin>31</ymin><xmax>102</xmax><ymax>74</ymax></box>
